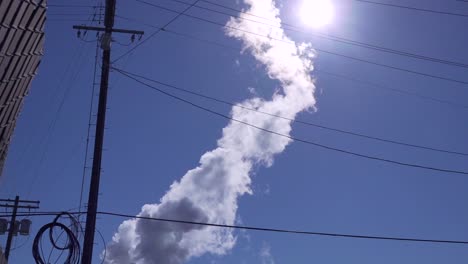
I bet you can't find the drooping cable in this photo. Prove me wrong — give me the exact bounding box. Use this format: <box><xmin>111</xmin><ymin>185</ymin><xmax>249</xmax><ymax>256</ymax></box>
<box><xmin>136</xmin><ymin>0</ymin><xmax>468</xmax><ymax>86</ymax></box>
<box><xmin>32</xmin><ymin>213</ymin><xmax>81</xmax><ymax>264</ymax></box>
<box><xmin>96</xmin><ymin>228</ymin><xmax>107</xmax><ymax>264</ymax></box>
<box><xmin>113</xmin><ymin>68</ymin><xmax>468</xmax><ymax>175</ymax></box>
<box><xmin>3</xmin><ymin>211</ymin><xmax>468</xmax><ymax>246</ymax></box>
<box><xmin>112</xmin><ymin>0</ymin><xmax>201</xmax><ymax>63</ymax></box>
<box><xmin>78</xmin><ymin>35</ymin><xmax>101</xmax><ymax>222</ymax></box>
<box><xmin>200</xmin><ymin>0</ymin><xmax>468</xmax><ymax>18</ymax></box>
<box><xmin>99</xmin><ymin>211</ymin><xmax>468</xmax><ymax>245</ymax></box>
<box><xmin>114</xmin><ymin>14</ymin><xmax>468</xmax><ymax>111</ymax></box>
<box><xmin>354</xmin><ymin>0</ymin><xmax>468</xmax><ymax>17</ymax></box>
<box><xmin>164</xmin><ymin>0</ymin><xmax>468</xmax><ymax>69</ymax></box>
<box><xmin>25</xmin><ymin>4</ymin><xmax>103</xmax><ymax>199</ymax></box>
<box><xmin>112</xmin><ymin>67</ymin><xmax>468</xmax><ymax>157</ymax></box>
<box><xmin>47</xmin><ymin>4</ymin><xmax>98</xmax><ymax>8</ymax></box>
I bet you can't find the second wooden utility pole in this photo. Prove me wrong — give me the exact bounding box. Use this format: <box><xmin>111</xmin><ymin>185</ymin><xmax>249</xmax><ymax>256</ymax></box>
<box><xmin>0</xmin><ymin>196</ymin><xmax>40</xmax><ymax>261</ymax></box>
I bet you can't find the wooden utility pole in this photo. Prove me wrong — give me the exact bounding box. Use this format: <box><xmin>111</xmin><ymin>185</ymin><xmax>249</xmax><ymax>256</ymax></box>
<box><xmin>73</xmin><ymin>1</ymin><xmax>143</xmax><ymax>263</ymax></box>
<box><xmin>0</xmin><ymin>196</ymin><xmax>40</xmax><ymax>260</ymax></box>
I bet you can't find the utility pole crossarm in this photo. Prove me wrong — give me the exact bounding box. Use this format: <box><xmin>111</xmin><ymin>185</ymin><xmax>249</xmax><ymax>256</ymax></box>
<box><xmin>73</xmin><ymin>25</ymin><xmax>144</xmax><ymax>35</ymax></box>
<box><xmin>0</xmin><ymin>199</ymin><xmax>40</xmax><ymax>204</ymax></box>
<box><xmin>0</xmin><ymin>204</ymin><xmax>40</xmax><ymax>209</ymax></box>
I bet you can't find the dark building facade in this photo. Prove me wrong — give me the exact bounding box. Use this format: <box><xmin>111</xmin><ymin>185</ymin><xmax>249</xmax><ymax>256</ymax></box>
<box><xmin>0</xmin><ymin>0</ymin><xmax>46</xmax><ymax>174</ymax></box>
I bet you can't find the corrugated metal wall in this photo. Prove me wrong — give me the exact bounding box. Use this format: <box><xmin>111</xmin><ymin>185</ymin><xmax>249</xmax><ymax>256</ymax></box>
<box><xmin>0</xmin><ymin>0</ymin><xmax>46</xmax><ymax>175</ymax></box>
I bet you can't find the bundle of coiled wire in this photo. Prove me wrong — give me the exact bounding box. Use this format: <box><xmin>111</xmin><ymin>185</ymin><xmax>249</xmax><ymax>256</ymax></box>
<box><xmin>32</xmin><ymin>212</ymin><xmax>81</xmax><ymax>264</ymax></box>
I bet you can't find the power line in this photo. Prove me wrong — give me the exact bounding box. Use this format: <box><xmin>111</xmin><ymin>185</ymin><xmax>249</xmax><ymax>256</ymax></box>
<box><xmin>96</xmin><ymin>228</ymin><xmax>107</xmax><ymax>264</ymax></box>
<box><xmin>136</xmin><ymin>0</ymin><xmax>468</xmax><ymax>86</ymax></box>
<box><xmin>24</xmin><ymin>10</ymin><xmax>103</xmax><ymax>199</ymax></box>
<box><xmin>8</xmin><ymin>45</ymin><xmax>84</xmax><ymax>195</ymax></box>
<box><xmin>78</xmin><ymin>39</ymin><xmax>101</xmax><ymax>220</ymax></box>
<box><xmin>166</xmin><ymin>0</ymin><xmax>468</xmax><ymax>69</ymax></box>
<box><xmin>354</xmin><ymin>0</ymin><xmax>468</xmax><ymax>17</ymax></box>
<box><xmin>112</xmin><ymin>0</ymin><xmax>201</xmax><ymax>63</ymax></box>
<box><xmin>113</xmin><ymin>68</ymin><xmax>468</xmax><ymax>176</ymax></box>
<box><xmin>47</xmin><ymin>4</ymin><xmax>99</xmax><ymax>8</ymax></box>
<box><xmin>99</xmin><ymin>211</ymin><xmax>468</xmax><ymax>245</ymax></box>
<box><xmin>113</xmin><ymin>68</ymin><xmax>468</xmax><ymax>157</ymax></box>
<box><xmin>2</xmin><ymin>211</ymin><xmax>468</xmax><ymax>245</ymax></box>
<box><xmin>48</xmin><ymin>3</ymin><xmax>104</xmax><ymax>22</ymax></box>
<box><xmin>48</xmin><ymin>19</ymin><xmax>97</xmax><ymax>22</ymax></box>
<box><xmin>25</xmin><ymin>43</ymin><xmax>90</xmax><ymax>199</ymax></box>
<box><xmin>115</xmin><ymin>14</ymin><xmax>468</xmax><ymax>111</ymax></box>
<box><xmin>48</xmin><ymin>13</ymin><xmax>94</xmax><ymax>16</ymax></box>
<box><xmin>316</xmin><ymin>70</ymin><xmax>468</xmax><ymax>110</ymax></box>
<box><xmin>200</xmin><ymin>0</ymin><xmax>468</xmax><ymax>18</ymax></box>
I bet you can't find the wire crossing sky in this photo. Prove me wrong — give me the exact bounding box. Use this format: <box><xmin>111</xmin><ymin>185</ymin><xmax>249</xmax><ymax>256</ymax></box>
<box><xmin>2</xmin><ymin>0</ymin><xmax>467</xmax><ymax>263</ymax></box>
<box><xmin>105</xmin><ymin>1</ymin><xmax>321</xmax><ymax>263</ymax></box>
<box><xmin>354</xmin><ymin>0</ymin><xmax>468</xmax><ymax>17</ymax></box>
<box><xmin>113</xmin><ymin>67</ymin><xmax>468</xmax><ymax>157</ymax></box>
<box><xmin>114</xmin><ymin>14</ymin><xmax>468</xmax><ymax>110</ymax></box>
<box><xmin>113</xmin><ymin>68</ymin><xmax>468</xmax><ymax>176</ymax></box>
<box><xmin>135</xmin><ymin>0</ymin><xmax>468</xmax><ymax>86</ymax></box>
<box><xmin>3</xmin><ymin>211</ymin><xmax>468</xmax><ymax>245</ymax></box>
<box><xmin>163</xmin><ymin>0</ymin><xmax>468</xmax><ymax>68</ymax></box>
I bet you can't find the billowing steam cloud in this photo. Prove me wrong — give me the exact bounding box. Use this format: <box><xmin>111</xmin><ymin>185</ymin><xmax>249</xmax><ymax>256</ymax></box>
<box><xmin>104</xmin><ymin>0</ymin><xmax>316</xmax><ymax>263</ymax></box>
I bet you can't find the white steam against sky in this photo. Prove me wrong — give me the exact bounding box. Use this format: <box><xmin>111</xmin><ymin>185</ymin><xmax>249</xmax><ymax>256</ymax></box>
<box><xmin>104</xmin><ymin>0</ymin><xmax>316</xmax><ymax>263</ymax></box>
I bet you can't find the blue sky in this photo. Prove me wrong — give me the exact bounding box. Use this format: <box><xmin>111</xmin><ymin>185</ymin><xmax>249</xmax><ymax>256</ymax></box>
<box><xmin>1</xmin><ymin>0</ymin><xmax>468</xmax><ymax>263</ymax></box>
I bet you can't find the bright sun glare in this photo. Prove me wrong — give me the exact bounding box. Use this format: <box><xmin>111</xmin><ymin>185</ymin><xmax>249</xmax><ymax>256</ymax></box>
<box><xmin>300</xmin><ymin>0</ymin><xmax>335</xmax><ymax>28</ymax></box>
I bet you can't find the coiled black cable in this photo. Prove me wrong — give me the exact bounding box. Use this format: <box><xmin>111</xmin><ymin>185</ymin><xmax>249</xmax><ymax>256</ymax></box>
<box><xmin>32</xmin><ymin>212</ymin><xmax>81</xmax><ymax>264</ymax></box>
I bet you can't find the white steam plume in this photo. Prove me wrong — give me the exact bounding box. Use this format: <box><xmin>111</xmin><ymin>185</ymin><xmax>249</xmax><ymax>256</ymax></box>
<box><xmin>104</xmin><ymin>0</ymin><xmax>316</xmax><ymax>263</ymax></box>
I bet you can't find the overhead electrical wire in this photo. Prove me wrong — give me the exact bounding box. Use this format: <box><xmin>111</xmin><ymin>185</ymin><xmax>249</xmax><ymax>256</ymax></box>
<box><xmin>113</xmin><ymin>68</ymin><xmax>468</xmax><ymax>175</ymax></box>
<box><xmin>99</xmin><ymin>211</ymin><xmax>468</xmax><ymax>245</ymax></box>
<box><xmin>353</xmin><ymin>0</ymin><xmax>468</xmax><ymax>17</ymax></box>
<box><xmin>24</xmin><ymin>43</ymin><xmax>89</xmax><ymax>198</ymax></box>
<box><xmin>96</xmin><ymin>229</ymin><xmax>107</xmax><ymax>264</ymax></box>
<box><xmin>48</xmin><ymin>2</ymin><xmax>103</xmax><ymax>22</ymax></box>
<box><xmin>112</xmin><ymin>0</ymin><xmax>201</xmax><ymax>63</ymax></box>
<box><xmin>115</xmin><ymin>14</ymin><xmax>468</xmax><ymax>111</ymax></box>
<box><xmin>48</xmin><ymin>13</ymin><xmax>94</xmax><ymax>16</ymax></box>
<box><xmin>25</xmin><ymin>9</ymin><xmax>102</xmax><ymax>199</ymax></box>
<box><xmin>10</xmin><ymin>235</ymin><xmax>30</xmax><ymax>252</ymax></box>
<box><xmin>113</xmin><ymin>67</ymin><xmax>468</xmax><ymax>157</ymax></box>
<box><xmin>201</xmin><ymin>0</ymin><xmax>468</xmax><ymax>18</ymax></box>
<box><xmin>78</xmin><ymin>39</ymin><xmax>101</xmax><ymax>221</ymax></box>
<box><xmin>48</xmin><ymin>19</ymin><xmax>97</xmax><ymax>22</ymax></box>
<box><xmin>3</xmin><ymin>211</ymin><xmax>468</xmax><ymax>245</ymax></box>
<box><xmin>164</xmin><ymin>0</ymin><xmax>468</xmax><ymax>69</ymax></box>
<box><xmin>47</xmin><ymin>4</ymin><xmax>99</xmax><ymax>8</ymax></box>
<box><xmin>316</xmin><ymin>70</ymin><xmax>468</xmax><ymax>110</ymax></box>
<box><xmin>136</xmin><ymin>0</ymin><xmax>468</xmax><ymax>86</ymax></box>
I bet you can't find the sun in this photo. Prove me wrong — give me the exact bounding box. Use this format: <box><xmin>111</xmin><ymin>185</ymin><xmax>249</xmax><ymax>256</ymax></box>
<box><xmin>299</xmin><ymin>0</ymin><xmax>335</xmax><ymax>28</ymax></box>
